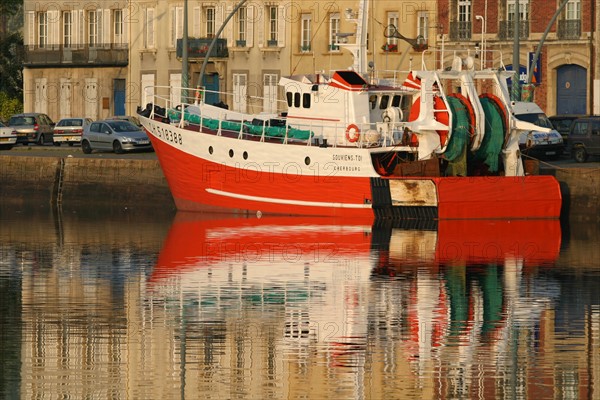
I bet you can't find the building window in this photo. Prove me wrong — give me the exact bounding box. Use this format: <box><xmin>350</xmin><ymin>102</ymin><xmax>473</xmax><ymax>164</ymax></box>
<box><xmin>205</xmin><ymin>7</ymin><xmax>216</xmax><ymax>38</ymax></box>
<box><xmin>263</xmin><ymin>73</ymin><xmax>278</xmax><ymax>114</ymax></box>
<box><xmin>268</xmin><ymin>6</ymin><xmax>278</xmax><ymax>46</ymax></box>
<box><xmin>170</xmin><ymin>6</ymin><xmax>183</xmax><ymax>47</ymax></box>
<box><xmin>87</xmin><ymin>10</ymin><xmax>98</xmax><ymax>47</ymax></box>
<box><xmin>63</xmin><ymin>11</ymin><xmax>72</xmax><ymax>48</ymax></box>
<box><xmin>301</xmin><ymin>13</ymin><xmax>311</xmax><ymax>51</ymax></box>
<box><xmin>38</xmin><ymin>12</ymin><xmax>48</xmax><ymax>48</ymax></box>
<box><xmin>507</xmin><ymin>0</ymin><xmax>529</xmax><ymax>21</ymax></box>
<box><xmin>236</xmin><ymin>6</ymin><xmax>247</xmax><ymax>45</ymax></box>
<box><xmin>565</xmin><ymin>0</ymin><xmax>580</xmax><ymax>20</ymax></box>
<box><xmin>329</xmin><ymin>12</ymin><xmax>340</xmax><ymax>51</ymax></box>
<box><xmin>144</xmin><ymin>8</ymin><xmax>155</xmax><ymax>48</ymax></box>
<box><xmin>114</xmin><ymin>9</ymin><xmax>124</xmax><ymax>45</ymax></box>
<box><xmin>386</xmin><ymin>12</ymin><xmax>399</xmax><ymax>47</ymax></box>
<box><xmin>417</xmin><ymin>11</ymin><xmax>428</xmax><ymax>41</ymax></box>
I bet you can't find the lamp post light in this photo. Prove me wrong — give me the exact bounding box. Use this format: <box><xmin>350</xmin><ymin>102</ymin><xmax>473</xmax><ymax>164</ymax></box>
<box><xmin>475</xmin><ymin>15</ymin><xmax>485</xmax><ymax>69</ymax></box>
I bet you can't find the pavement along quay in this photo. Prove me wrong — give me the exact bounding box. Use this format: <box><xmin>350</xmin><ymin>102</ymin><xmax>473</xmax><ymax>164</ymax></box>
<box><xmin>1</xmin><ymin>145</ymin><xmax>599</xmax><ymax>217</ymax></box>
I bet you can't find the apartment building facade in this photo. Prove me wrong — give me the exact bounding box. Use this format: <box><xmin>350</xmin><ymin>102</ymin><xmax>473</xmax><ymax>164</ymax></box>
<box><xmin>439</xmin><ymin>0</ymin><xmax>599</xmax><ymax>115</ymax></box>
<box><xmin>22</xmin><ymin>0</ymin><xmax>436</xmax><ymax>122</ymax></box>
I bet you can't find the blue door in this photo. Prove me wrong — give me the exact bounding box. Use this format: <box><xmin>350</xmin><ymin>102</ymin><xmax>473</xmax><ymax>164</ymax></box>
<box><xmin>113</xmin><ymin>79</ymin><xmax>126</xmax><ymax>116</ymax></box>
<box><xmin>202</xmin><ymin>73</ymin><xmax>220</xmax><ymax>106</ymax></box>
<box><xmin>557</xmin><ymin>65</ymin><xmax>586</xmax><ymax>114</ymax></box>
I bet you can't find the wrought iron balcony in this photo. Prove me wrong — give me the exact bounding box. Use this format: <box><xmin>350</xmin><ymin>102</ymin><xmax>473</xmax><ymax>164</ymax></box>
<box><xmin>450</xmin><ymin>21</ymin><xmax>472</xmax><ymax>40</ymax></box>
<box><xmin>176</xmin><ymin>38</ymin><xmax>228</xmax><ymax>59</ymax></box>
<box><xmin>498</xmin><ymin>20</ymin><xmax>529</xmax><ymax>40</ymax></box>
<box><xmin>557</xmin><ymin>19</ymin><xmax>581</xmax><ymax>40</ymax></box>
<box><xmin>23</xmin><ymin>44</ymin><xmax>128</xmax><ymax>67</ymax></box>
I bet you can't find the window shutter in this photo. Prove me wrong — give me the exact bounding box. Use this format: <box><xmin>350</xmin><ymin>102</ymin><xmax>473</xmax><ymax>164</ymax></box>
<box><xmin>224</xmin><ymin>4</ymin><xmax>233</xmax><ymax>44</ymax></box>
<box><xmin>27</xmin><ymin>12</ymin><xmax>35</xmax><ymax>48</ymax></box>
<box><xmin>147</xmin><ymin>8</ymin><xmax>155</xmax><ymax>48</ymax></box>
<box><xmin>193</xmin><ymin>7</ymin><xmax>200</xmax><ymax>37</ymax></box>
<box><xmin>103</xmin><ymin>9</ymin><xmax>111</xmax><ymax>47</ymax></box>
<box><xmin>257</xmin><ymin>6</ymin><xmax>264</xmax><ymax>47</ymax></box>
<box><xmin>176</xmin><ymin>7</ymin><xmax>183</xmax><ymax>43</ymax></box>
<box><xmin>48</xmin><ymin>10</ymin><xmax>59</xmax><ymax>48</ymax></box>
<box><xmin>277</xmin><ymin>5</ymin><xmax>285</xmax><ymax>47</ymax></box>
<box><xmin>246</xmin><ymin>6</ymin><xmax>254</xmax><ymax>47</ymax></box>
<box><xmin>122</xmin><ymin>8</ymin><xmax>129</xmax><ymax>43</ymax></box>
<box><xmin>170</xmin><ymin>7</ymin><xmax>176</xmax><ymax>47</ymax></box>
<box><xmin>78</xmin><ymin>10</ymin><xmax>84</xmax><ymax>48</ymax></box>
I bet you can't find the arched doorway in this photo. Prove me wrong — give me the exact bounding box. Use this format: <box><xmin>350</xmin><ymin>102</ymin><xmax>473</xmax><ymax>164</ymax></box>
<box><xmin>556</xmin><ymin>65</ymin><xmax>587</xmax><ymax>114</ymax></box>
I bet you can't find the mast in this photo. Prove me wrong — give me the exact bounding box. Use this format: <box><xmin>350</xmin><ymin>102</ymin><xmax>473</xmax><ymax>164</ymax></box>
<box><xmin>339</xmin><ymin>0</ymin><xmax>369</xmax><ymax>75</ymax></box>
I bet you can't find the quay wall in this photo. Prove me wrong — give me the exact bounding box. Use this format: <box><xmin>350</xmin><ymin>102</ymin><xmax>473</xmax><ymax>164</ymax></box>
<box><xmin>0</xmin><ymin>156</ymin><xmax>175</xmax><ymax>212</ymax></box>
<box><xmin>0</xmin><ymin>155</ymin><xmax>598</xmax><ymax>216</ymax></box>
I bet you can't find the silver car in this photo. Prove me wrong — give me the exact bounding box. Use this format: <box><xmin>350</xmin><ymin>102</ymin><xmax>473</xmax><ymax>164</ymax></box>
<box><xmin>0</xmin><ymin>121</ymin><xmax>18</xmax><ymax>150</ymax></box>
<box><xmin>8</xmin><ymin>112</ymin><xmax>55</xmax><ymax>145</ymax></box>
<box><xmin>81</xmin><ymin>120</ymin><xmax>153</xmax><ymax>154</ymax></box>
<box><xmin>53</xmin><ymin>117</ymin><xmax>93</xmax><ymax>146</ymax></box>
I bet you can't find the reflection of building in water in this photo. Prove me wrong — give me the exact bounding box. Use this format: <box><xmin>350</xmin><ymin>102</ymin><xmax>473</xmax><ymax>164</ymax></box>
<box><xmin>7</xmin><ymin>214</ymin><xmax>599</xmax><ymax>398</ymax></box>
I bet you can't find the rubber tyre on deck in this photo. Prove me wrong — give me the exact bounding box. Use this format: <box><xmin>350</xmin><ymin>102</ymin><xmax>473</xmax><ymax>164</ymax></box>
<box><xmin>81</xmin><ymin>140</ymin><xmax>92</xmax><ymax>154</ymax></box>
<box><xmin>113</xmin><ymin>141</ymin><xmax>124</xmax><ymax>154</ymax></box>
<box><xmin>573</xmin><ymin>147</ymin><xmax>588</xmax><ymax>163</ymax></box>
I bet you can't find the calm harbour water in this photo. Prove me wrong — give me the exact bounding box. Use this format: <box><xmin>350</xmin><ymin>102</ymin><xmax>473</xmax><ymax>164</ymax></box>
<box><xmin>0</xmin><ymin>207</ymin><xmax>598</xmax><ymax>399</ymax></box>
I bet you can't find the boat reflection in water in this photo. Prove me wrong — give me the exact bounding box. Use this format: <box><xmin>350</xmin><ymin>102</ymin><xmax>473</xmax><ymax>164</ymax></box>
<box><xmin>147</xmin><ymin>213</ymin><xmax>568</xmax><ymax>398</ymax></box>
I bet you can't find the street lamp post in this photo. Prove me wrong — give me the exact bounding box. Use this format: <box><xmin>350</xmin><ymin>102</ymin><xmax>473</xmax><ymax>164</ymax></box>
<box><xmin>475</xmin><ymin>15</ymin><xmax>485</xmax><ymax>69</ymax></box>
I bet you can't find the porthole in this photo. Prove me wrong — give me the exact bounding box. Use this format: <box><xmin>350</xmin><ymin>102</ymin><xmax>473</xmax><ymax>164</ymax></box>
<box><xmin>229</xmin><ymin>149</ymin><xmax>234</xmax><ymax>158</ymax></box>
<box><xmin>243</xmin><ymin>151</ymin><xmax>248</xmax><ymax>160</ymax></box>
<box><xmin>208</xmin><ymin>146</ymin><xmax>213</xmax><ymax>154</ymax></box>
<box><xmin>304</xmin><ymin>156</ymin><xmax>311</xmax><ymax>165</ymax></box>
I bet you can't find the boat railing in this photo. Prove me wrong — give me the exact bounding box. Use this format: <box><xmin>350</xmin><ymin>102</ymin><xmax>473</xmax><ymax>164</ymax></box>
<box><xmin>420</xmin><ymin>48</ymin><xmax>506</xmax><ymax>72</ymax></box>
<box><xmin>143</xmin><ymin>85</ymin><xmax>401</xmax><ymax>149</ymax></box>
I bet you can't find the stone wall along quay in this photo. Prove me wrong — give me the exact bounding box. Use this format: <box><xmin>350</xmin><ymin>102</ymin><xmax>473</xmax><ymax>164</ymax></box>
<box><xmin>0</xmin><ymin>156</ymin><xmax>175</xmax><ymax>212</ymax></box>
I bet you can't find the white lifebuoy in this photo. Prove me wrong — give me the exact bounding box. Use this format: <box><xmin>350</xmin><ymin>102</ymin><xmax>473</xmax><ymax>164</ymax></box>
<box><xmin>345</xmin><ymin>124</ymin><xmax>361</xmax><ymax>143</ymax></box>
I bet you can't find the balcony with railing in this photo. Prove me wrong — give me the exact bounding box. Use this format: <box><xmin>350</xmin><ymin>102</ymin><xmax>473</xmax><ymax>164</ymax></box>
<box><xmin>23</xmin><ymin>44</ymin><xmax>128</xmax><ymax>67</ymax></box>
<box><xmin>498</xmin><ymin>20</ymin><xmax>529</xmax><ymax>40</ymax></box>
<box><xmin>176</xmin><ymin>38</ymin><xmax>228</xmax><ymax>59</ymax></box>
<box><xmin>557</xmin><ymin>19</ymin><xmax>581</xmax><ymax>40</ymax></box>
<box><xmin>450</xmin><ymin>21</ymin><xmax>472</xmax><ymax>40</ymax></box>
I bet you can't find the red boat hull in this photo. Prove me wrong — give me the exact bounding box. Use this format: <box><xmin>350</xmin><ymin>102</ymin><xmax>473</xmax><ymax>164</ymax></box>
<box><xmin>149</xmin><ymin>131</ymin><xmax>562</xmax><ymax>219</ymax></box>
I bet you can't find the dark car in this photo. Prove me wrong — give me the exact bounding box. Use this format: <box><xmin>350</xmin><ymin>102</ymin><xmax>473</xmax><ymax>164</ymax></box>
<box><xmin>8</xmin><ymin>113</ymin><xmax>55</xmax><ymax>145</ymax></box>
<box><xmin>549</xmin><ymin>114</ymin><xmax>583</xmax><ymax>146</ymax></box>
<box><xmin>567</xmin><ymin>116</ymin><xmax>600</xmax><ymax>163</ymax></box>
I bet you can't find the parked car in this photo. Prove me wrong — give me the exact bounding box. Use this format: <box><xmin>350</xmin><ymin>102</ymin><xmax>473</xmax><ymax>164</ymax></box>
<box><xmin>8</xmin><ymin>113</ymin><xmax>55</xmax><ymax>145</ymax></box>
<box><xmin>53</xmin><ymin>117</ymin><xmax>93</xmax><ymax>146</ymax></box>
<box><xmin>513</xmin><ymin>102</ymin><xmax>564</xmax><ymax>159</ymax></box>
<box><xmin>549</xmin><ymin>114</ymin><xmax>583</xmax><ymax>147</ymax></box>
<box><xmin>107</xmin><ymin>115</ymin><xmax>142</xmax><ymax>127</ymax></box>
<box><xmin>81</xmin><ymin>119</ymin><xmax>153</xmax><ymax>154</ymax></box>
<box><xmin>567</xmin><ymin>116</ymin><xmax>600</xmax><ymax>163</ymax></box>
<box><xmin>0</xmin><ymin>121</ymin><xmax>18</xmax><ymax>150</ymax></box>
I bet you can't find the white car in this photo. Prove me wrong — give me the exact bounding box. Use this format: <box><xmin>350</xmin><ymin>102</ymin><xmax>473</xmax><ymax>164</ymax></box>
<box><xmin>53</xmin><ymin>117</ymin><xmax>93</xmax><ymax>146</ymax></box>
<box><xmin>513</xmin><ymin>102</ymin><xmax>564</xmax><ymax>159</ymax></box>
<box><xmin>0</xmin><ymin>121</ymin><xmax>18</xmax><ymax>150</ymax></box>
